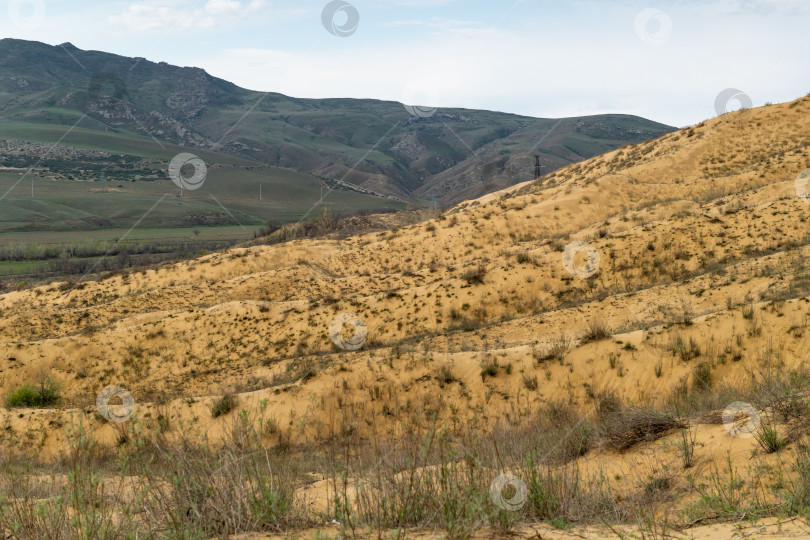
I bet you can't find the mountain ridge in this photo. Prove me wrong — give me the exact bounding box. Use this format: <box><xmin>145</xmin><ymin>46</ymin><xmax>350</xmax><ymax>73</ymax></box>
<box><xmin>0</xmin><ymin>38</ymin><xmax>673</xmax><ymax>205</ymax></box>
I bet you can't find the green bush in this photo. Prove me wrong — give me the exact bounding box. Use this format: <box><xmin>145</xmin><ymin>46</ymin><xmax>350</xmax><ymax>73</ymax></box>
<box><xmin>6</xmin><ymin>379</ymin><xmax>61</xmax><ymax>408</ymax></box>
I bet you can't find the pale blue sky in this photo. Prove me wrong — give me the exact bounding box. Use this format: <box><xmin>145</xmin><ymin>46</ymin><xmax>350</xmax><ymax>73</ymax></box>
<box><xmin>2</xmin><ymin>0</ymin><xmax>808</xmax><ymax>126</ymax></box>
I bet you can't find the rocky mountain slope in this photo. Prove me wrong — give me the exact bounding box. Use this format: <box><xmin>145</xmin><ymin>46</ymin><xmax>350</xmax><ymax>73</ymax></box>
<box><xmin>0</xmin><ymin>38</ymin><xmax>672</xmax><ymax>205</ymax></box>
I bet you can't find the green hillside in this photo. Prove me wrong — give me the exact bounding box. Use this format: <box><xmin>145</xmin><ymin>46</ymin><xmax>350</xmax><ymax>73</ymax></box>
<box><xmin>0</xmin><ymin>39</ymin><xmax>673</xmax><ymax>208</ymax></box>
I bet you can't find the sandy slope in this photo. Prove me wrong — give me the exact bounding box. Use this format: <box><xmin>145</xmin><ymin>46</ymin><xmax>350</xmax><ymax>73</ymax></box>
<box><xmin>231</xmin><ymin>517</ymin><xmax>810</xmax><ymax>539</ymax></box>
<box><xmin>1</xmin><ymin>96</ymin><xmax>809</xmax><ymax>536</ymax></box>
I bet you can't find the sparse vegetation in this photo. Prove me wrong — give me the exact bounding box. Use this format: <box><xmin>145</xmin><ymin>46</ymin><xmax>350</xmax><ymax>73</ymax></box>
<box><xmin>211</xmin><ymin>393</ymin><xmax>237</xmax><ymax>418</ymax></box>
<box><xmin>581</xmin><ymin>318</ymin><xmax>611</xmax><ymax>343</ymax></box>
<box><xmin>678</xmin><ymin>425</ymin><xmax>697</xmax><ymax>468</ymax></box>
<box><xmin>670</xmin><ymin>335</ymin><xmax>701</xmax><ymax>362</ymax></box>
<box><xmin>523</xmin><ymin>374</ymin><xmax>539</xmax><ymax>391</ymax></box>
<box><xmin>742</xmin><ymin>304</ymin><xmax>755</xmax><ymax>320</ymax></box>
<box><xmin>436</xmin><ymin>364</ymin><xmax>457</xmax><ymax>386</ymax></box>
<box><xmin>479</xmin><ymin>359</ymin><xmax>499</xmax><ymax>380</ymax></box>
<box><xmin>3</xmin><ymin>87</ymin><xmax>810</xmax><ymax>539</ymax></box>
<box><xmin>461</xmin><ymin>264</ymin><xmax>487</xmax><ymax>285</ymax></box>
<box><xmin>534</xmin><ymin>334</ymin><xmax>570</xmax><ymax>364</ymax></box>
<box><xmin>755</xmin><ymin>420</ymin><xmax>787</xmax><ymax>453</ymax></box>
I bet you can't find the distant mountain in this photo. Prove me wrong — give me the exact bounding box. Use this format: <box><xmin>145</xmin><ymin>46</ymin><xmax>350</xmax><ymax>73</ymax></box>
<box><xmin>0</xmin><ymin>38</ymin><xmax>673</xmax><ymax>205</ymax></box>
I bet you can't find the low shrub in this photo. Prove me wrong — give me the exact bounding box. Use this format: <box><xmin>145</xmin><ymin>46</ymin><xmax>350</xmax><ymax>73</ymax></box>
<box><xmin>599</xmin><ymin>406</ymin><xmax>683</xmax><ymax>451</ymax></box>
<box><xmin>211</xmin><ymin>393</ymin><xmax>237</xmax><ymax>418</ymax></box>
<box><xmin>461</xmin><ymin>265</ymin><xmax>487</xmax><ymax>285</ymax></box>
<box><xmin>6</xmin><ymin>378</ymin><xmax>61</xmax><ymax>408</ymax></box>
<box><xmin>581</xmin><ymin>319</ymin><xmax>611</xmax><ymax>343</ymax></box>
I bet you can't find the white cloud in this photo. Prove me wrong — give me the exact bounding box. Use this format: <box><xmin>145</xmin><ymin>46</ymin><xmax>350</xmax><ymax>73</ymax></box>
<box><xmin>108</xmin><ymin>5</ymin><xmax>215</xmax><ymax>31</ymax></box>
<box><xmin>109</xmin><ymin>0</ymin><xmax>270</xmax><ymax>31</ymax></box>
<box><xmin>715</xmin><ymin>0</ymin><xmax>810</xmax><ymax>14</ymax></box>
<box><xmin>204</xmin><ymin>0</ymin><xmax>242</xmax><ymax>15</ymax></box>
<box><xmin>193</xmin><ymin>15</ymin><xmax>808</xmax><ymax>127</ymax></box>
<box><xmin>381</xmin><ymin>17</ymin><xmax>481</xmax><ymax>28</ymax></box>
<box><xmin>378</xmin><ymin>0</ymin><xmax>457</xmax><ymax>6</ymax></box>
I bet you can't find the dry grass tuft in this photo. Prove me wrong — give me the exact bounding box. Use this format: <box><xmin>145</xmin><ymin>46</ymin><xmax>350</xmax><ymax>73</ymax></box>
<box><xmin>599</xmin><ymin>407</ymin><xmax>684</xmax><ymax>451</ymax></box>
